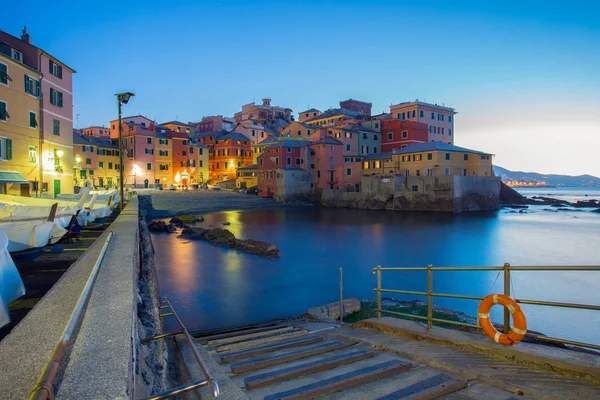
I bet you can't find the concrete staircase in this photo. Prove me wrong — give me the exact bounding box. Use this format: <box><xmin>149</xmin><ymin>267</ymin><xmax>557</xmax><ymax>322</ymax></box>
<box><xmin>177</xmin><ymin>320</ymin><xmax>523</xmax><ymax>400</ymax></box>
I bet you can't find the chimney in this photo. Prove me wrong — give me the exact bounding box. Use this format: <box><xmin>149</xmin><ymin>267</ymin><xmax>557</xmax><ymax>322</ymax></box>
<box><xmin>21</xmin><ymin>26</ymin><xmax>32</xmax><ymax>44</ymax></box>
<box><xmin>262</xmin><ymin>98</ymin><xmax>271</xmax><ymax>106</ymax></box>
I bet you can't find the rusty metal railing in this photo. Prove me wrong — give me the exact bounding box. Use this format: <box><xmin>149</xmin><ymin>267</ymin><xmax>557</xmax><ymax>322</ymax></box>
<box><xmin>373</xmin><ymin>264</ymin><xmax>600</xmax><ymax>351</ymax></box>
<box><xmin>141</xmin><ymin>296</ymin><xmax>219</xmax><ymax>400</ymax></box>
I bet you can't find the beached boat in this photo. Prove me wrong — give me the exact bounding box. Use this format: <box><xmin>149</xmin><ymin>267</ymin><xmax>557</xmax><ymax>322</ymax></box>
<box><xmin>0</xmin><ymin>203</ymin><xmax>68</xmax><ymax>261</ymax></box>
<box><xmin>0</xmin><ymin>230</ymin><xmax>26</xmax><ymax>329</ymax></box>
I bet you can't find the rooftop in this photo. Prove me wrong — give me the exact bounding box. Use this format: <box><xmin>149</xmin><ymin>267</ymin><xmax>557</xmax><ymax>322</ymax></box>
<box><xmin>390</xmin><ymin>100</ymin><xmax>456</xmax><ymax>113</ymax></box>
<box><xmin>216</xmin><ymin>132</ymin><xmax>250</xmax><ymax>142</ymax></box>
<box><xmin>300</xmin><ymin>108</ymin><xmax>321</xmax><ymax>114</ymax></box>
<box><xmin>160</xmin><ymin>120</ymin><xmax>193</xmax><ymax>127</ymax></box>
<box><xmin>392</xmin><ymin>142</ymin><xmax>491</xmax><ymax>156</ymax></box>
<box><xmin>363</xmin><ymin>152</ymin><xmax>393</xmax><ymax>161</ymax></box>
<box><xmin>304</xmin><ymin>108</ymin><xmax>362</xmax><ymax>123</ymax></box>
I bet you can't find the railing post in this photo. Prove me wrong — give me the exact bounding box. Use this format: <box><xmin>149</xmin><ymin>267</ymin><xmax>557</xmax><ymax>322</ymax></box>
<box><xmin>427</xmin><ymin>264</ymin><xmax>433</xmax><ymax>330</ymax></box>
<box><xmin>376</xmin><ymin>265</ymin><xmax>382</xmax><ymax>320</ymax></box>
<box><xmin>503</xmin><ymin>263</ymin><xmax>511</xmax><ymax>334</ymax></box>
<box><xmin>339</xmin><ymin>267</ymin><xmax>343</xmax><ymax>326</ymax></box>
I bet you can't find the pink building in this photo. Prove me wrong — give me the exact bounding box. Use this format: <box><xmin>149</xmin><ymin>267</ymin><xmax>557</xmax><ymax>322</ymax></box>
<box><xmin>0</xmin><ymin>27</ymin><xmax>76</xmax><ymax>195</ymax></box>
<box><xmin>81</xmin><ymin>126</ymin><xmax>110</xmax><ymax>137</ymax></box>
<box><xmin>389</xmin><ymin>101</ymin><xmax>456</xmax><ymax>144</ymax></box>
<box><xmin>193</xmin><ymin>115</ymin><xmax>235</xmax><ymax>133</ymax></box>
<box><xmin>109</xmin><ymin>115</ymin><xmax>154</xmax><ymax>138</ymax></box>
<box><xmin>119</xmin><ymin>123</ymin><xmax>156</xmax><ymax>188</ymax></box>
<box><xmin>309</xmin><ymin>137</ymin><xmax>343</xmax><ymax>190</ymax></box>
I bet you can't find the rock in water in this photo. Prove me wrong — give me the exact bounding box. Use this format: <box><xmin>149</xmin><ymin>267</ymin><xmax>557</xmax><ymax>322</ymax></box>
<box><xmin>169</xmin><ymin>217</ymin><xmax>184</xmax><ymax>226</ymax></box>
<box><xmin>148</xmin><ymin>221</ymin><xmax>177</xmax><ymax>233</ymax></box>
<box><xmin>180</xmin><ymin>227</ymin><xmax>280</xmax><ymax>258</ymax></box>
<box><xmin>177</xmin><ymin>214</ymin><xmax>204</xmax><ymax>223</ymax></box>
<box><xmin>222</xmin><ymin>221</ymin><xmax>231</xmax><ymax>226</ymax></box>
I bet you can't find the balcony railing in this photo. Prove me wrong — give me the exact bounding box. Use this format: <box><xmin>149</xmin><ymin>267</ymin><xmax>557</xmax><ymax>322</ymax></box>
<box><xmin>372</xmin><ymin>263</ymin><xmax>600</xmax><ymax>351</ymax></box>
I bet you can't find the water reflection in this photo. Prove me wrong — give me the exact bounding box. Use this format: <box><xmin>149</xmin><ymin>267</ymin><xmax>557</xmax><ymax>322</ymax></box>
<box><xmin>152</xmin><ymin>206</ymin><xmax>600</xmax><ymax>344</ymax></box>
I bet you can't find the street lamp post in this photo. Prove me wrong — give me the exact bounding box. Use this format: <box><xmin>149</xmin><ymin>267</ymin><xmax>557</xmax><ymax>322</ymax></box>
<box><xmin>115</xmin><ymin>92</ymin><xmax>135</xmax><ymax>211</ymax></box>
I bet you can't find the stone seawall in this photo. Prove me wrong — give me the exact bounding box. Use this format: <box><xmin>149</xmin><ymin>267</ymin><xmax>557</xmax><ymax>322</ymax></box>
<box><xmin>0</xmin><ymin>198</ymin><xmax>167</xmax><ymax>399</ymax></box>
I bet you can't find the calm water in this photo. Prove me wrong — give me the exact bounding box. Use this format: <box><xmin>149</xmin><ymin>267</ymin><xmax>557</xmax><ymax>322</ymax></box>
<box><xmin>152</xmin><ymin>196</ymin><xmax>600</xmax><ymax>346</ymax></box>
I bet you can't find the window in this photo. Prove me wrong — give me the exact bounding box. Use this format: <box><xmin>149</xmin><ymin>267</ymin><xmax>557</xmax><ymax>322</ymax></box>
<box><xmin>297</xmin><ymin>130</ymin><xmax>301</xmax><ymax>136</ymax></box>
<box><xmin>296</xmin><ymin>158</ymin><xmax>302</xmax><ymax>165</ymax></box>
<box><xmin>402</xmin><ymin>130</ymin><xmax>408</xmax><ymax>139</ymax></box>
<box><xmin>449</xmin><ymin>129</ymin><xmax>452</xmax><ymax>136</ymax></box>
<box><xmin>0</xmin><ymin>137</ymin><xmax>12</xmax><ymax>160</ymax></box>
<box><xmin>85</xmin><ymin>158</ymin><xmax>91</xmax><ymax>165</ymax></box>
<box><xmin>420</xmin><ymin>110</ymin><xmax>424</xmax><ymax>118</ymax></box>
<box><xmin>431</xmin><ymin>112</ymin><xmax>435</xmax><ymax>120</ymax></box>
<box><xmin>346</xmin><ymin>168</ymin><xmax>352</xmax><ymax>176</ymax></box>
<box><xmin>427</xmin><ymin>153</ymin><xmax>432</xmax><ymax>160</ymax></box>
<box><xmin>449</xmin><ymin>116</ymin><xmax>452</xmax><ymax>123</ymax></box>
<box><xmin>89</xmin><ymin>170</ymin><xmax>94</xmax><ymax>176</ymax></box>
<box><xmin>0</xmin><ymin>101</ymin><xmax>9</xmax><ymax>120</ymax></box>
<box><xmin>182</xmin><ymin>140</ymin><xmax>187</xmax><ymax>145</ymax></box>
<box><xmin>146</xmin><ymin>163</ymin><xmax>152</xmax><ymax>170</ymax></box>
<box><xmin>346</xmin><ymin>144</ymin><xmax>351</xmax><ymax>151</ymax></box>
<box><xmin>50</xmin><ymin>88</ymin><xmax>63</xmax><ymax>107</ymax></box>
<box><xmin>182</xmin><ymin>151</ymin><xmax>187</xmax><ymax>156</ymax></box>
<box><xmin>49</xmin><ymin>60</ymin><xmax>63</xmax><ymax>78</ymax></box>
<box><xmin>387</xmin><ymin>132</ymin><xmax>393</xmax><ymax>140</ymax></box>
<box><xmin>444</xmin><ymin>168</ymin><xmax>450</xmax><ymax>176</ymax></box>
<box><xmin>108</xmin><ymin>162</ymin><xmax>113</xmax><ymax>169</ymax></box>
<box><xmin>441</xmin><ymin>128</ymin><xmax>444</xmax><ymax>135</ymax></box>
<box><xmin>416</xmin><ymin>169</ymin><xmax>421</xmax><ymax>176</ymax></box>
<box><xmin>464</xmin><ymin>154</ymin><xmax>469</xmax><ymax>161</ymax></box>
<box><xmin>433</xmin><ymin>126</ymin><xmax>437</xmax><ymax>134</ymax></box>
<box><xmin>317</xmin><ymin>170</ymin><xmax>321</xmax><ymax>178</ymax></box>
<box><xmin>49</xmin><ymin>118</ymin><xmax>59</xmax><ymax>135</ymax></box>
<box><xmin>445</xmin><ymin>153</ymin><xmax>450</xmax><ymax>160</ymax></box>
<box><xmin>12</xmin><ymin>50</ymin><xmax>22</xmax><ymax>62</ymax></box>
<box><xmin>286</xmin><ymin>157</ymin><xmax>291</xmax><ymax>165</ymax></box>
<box><xmin>259</xmin><ymin>159</ymin><xmax>263</xmax><ymax>166</ymax></box>
<box><xmin>373</xmin><ymin>147</ymin><xmax>377</xmax><ymax>154</ymax></box>
<box><xmin>199</xmin><ymin>160</ymin><xmax>203</xmax><ymax>167</ymax></box>
<box><xmin>146</xmin><ymin>137</ymin><xmax>152</xmax><ymax>144</ymax></box>
<box><xmin>374</xmin><ymin>135</ymin><xmax>378</xmax><ymax>141</ymax></box>
<box><xmin>287</xmin><ymin>147</ymin><xmax>291</xmax><ymax>153</ymax></box>
<box><xmin>0</xmin><ymin>63</ymin><xmax>10</xmax><ymax>85</ymax></box>
<box><xmin>275</xmin><ymin>157</ymin><xmax>279</xmax><ymax>166</ymax></box>
<box><xmin>159</xmin><ymin>150</ymin><xmax>168</xmax><ymax>156</ymax></box>
<box><xmin>412</xmin><ymin>185</ymin><xmax>418</xmax><ymax>192</ymax></box>
<box><xmin>29</xmin><ymin>111</ymin><xmax>38</xmax><ymax>128</ymax></box>
<box><xmin>144</xmin><ymin>148</ymin><xmax>154</xmax><ymax>155</ymax></box>
<box><xmin>99</xmin><ymin>161</ymin><xmax>104</xmax><ymax>169</ymax></box>
<box><xmin>24</xmin><ymin>75</ymin><xmax>40</xmax><ymax>97</ymax></box>
<box><xmin>28</xmin><ymin>146</ymin><xmax>37</xmax><ymax>164</ymax></box>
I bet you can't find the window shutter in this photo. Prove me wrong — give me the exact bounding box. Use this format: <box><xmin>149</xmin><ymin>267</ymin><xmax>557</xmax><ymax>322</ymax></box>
<box><xmin>35</xmin><ymin>80</ymin><xmax>40</xmax><ymax>97</ymax></box>
<box><xmin>24</xmin><ymin>74</ymin><xmax>28</xmax><ymax>92</ymax></box>
<box><xmin>49</xmin><ymin>60</ymin><xmax>53</xmax><ymax>73</ymax></box>
<box><xmin>6</xmin><ymin>139</ymin><xmax>12</xmax><ymax>160</ymax></box>
<box><xmin>58</xmin><ymin>65</ymin><xmax>63</xmax><ymax>78</ymax></box>
<box><xmin>58</xmin><ymin>92</ymin><xmax>63</xmax><ymax>107</ymax></box>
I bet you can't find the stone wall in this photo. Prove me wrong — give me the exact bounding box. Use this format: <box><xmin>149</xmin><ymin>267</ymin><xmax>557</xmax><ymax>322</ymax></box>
<box><xmin>453</xmin><ymin>176</ymin><xmax>501</xmax><ymax>212</ymax></box>
<box><xmin>275</xmin><ymin>169</ymin><xmax>312</xmax><ymax>202</ymax></box>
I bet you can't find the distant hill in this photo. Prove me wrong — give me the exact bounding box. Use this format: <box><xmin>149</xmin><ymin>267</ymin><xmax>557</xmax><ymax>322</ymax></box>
<box><xmin>493</xmin><ymin>166</ymin><xmax>600</xmax><ymax>187</ymax></box>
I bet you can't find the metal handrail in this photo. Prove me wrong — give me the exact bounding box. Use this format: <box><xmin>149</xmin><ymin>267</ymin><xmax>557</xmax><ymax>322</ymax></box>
<box><xmin>142</xmin><ymin>296</ymin><xmax>219</xmax><ymax>400</ymax></box>
<box><xmin>29</xmin><ymin>231</ymin><xmax>114</xmax><ymax>400</ymax></box>
<box><xmin>373</xmin><ymin>263</ymin><xmax>600</xmax><ymax>351</ymax></box>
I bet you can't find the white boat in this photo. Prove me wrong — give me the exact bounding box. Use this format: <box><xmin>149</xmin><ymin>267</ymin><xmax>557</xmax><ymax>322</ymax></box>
<box><xmin>57</xmin><ymin>189</ymin><xmax>119</xmax><ymax>207</ymax></box>
<box><xmin>0</xmin><ymin>230</ymin><xmax>26</xmax><ymax>329</ymax></box>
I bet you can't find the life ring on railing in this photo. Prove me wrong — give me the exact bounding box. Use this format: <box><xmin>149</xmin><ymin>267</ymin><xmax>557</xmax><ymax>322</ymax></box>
<box><xmin>478</xmin><ymin>294</ymin><xmax>527</xmax><ymax>346</ymax></box>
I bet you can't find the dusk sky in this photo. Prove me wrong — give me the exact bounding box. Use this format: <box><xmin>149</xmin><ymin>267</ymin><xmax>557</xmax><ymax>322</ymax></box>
<box><xmin>3</xmin><ymin>1</ymin><xmax>599</xmax><ymax>176</ymax></box>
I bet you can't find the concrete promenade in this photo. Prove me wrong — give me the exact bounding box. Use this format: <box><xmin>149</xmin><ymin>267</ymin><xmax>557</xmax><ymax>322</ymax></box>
<box><xmin>0</xmin><ymin>198</ymin><xmax>165</xmax><ymax>399</ymax></box>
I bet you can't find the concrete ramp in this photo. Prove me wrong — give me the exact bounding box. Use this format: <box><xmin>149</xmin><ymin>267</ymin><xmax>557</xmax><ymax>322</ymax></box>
<box><xmin>177</xmin><ymin>320</ymin><xmax>509</xmax><ymax>400</ymax></box>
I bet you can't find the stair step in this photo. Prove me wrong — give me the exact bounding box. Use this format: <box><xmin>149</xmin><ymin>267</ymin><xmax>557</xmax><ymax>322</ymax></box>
<box><xmin>206</xmin><ymin>326</ymin><xmax>297</xmax><ymax>347</ymax></box>
<box><xmin>244</xmin><ymin>349</ymin><xmax>377</xmax><ymax>389</ymax></box>
<box><xmin>220</xmin><ymin>335</ymin><xmax>324</xmax><ymax>364</ymax></box>
<box><xmin>197</xmin><ymin>322</ymin><xmax>295</xmax><ymax>344</ymax></box>
<box><xmin>214</xmin><ymin>330</ymin><xmax>308</xmax><ymax>353</ymax></box>
<box><xmin>232</xmin><ymin>341</ymin><xmax>355</xmax><ymax>374</ymax></box>
<box><xmin>264</xmin><ymin>359</ymin><xmax>411</xmax><ymax>400</ymax></box>
<box><xmin>375</xmin><ymin>373</ymin><xmax>467</xmax><ymax>400</ymax></box>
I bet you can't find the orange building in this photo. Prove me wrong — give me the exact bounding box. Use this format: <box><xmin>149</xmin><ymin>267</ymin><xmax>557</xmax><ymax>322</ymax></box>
<box><xmin>211</xmin><ymin>132</ymin><xmax>253</xmax><ymax>182</ymax></box>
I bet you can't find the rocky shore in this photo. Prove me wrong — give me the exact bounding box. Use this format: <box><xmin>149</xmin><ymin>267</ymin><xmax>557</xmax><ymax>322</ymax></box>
<box><xmin>500</xmin><ymin>183</ymin><xmax>600</xmax><ymax>212</ymax></box>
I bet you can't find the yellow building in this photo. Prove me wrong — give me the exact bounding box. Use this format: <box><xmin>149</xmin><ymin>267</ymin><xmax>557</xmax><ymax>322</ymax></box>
<box><xmin>394</xmin><ymin>142</ymin><xmax>492</xmax><ymax>177</ymax></box>
<box><xmin>189</xmin><ymin>140</ymin><xmax>208</xmax><ymax>184</ymax></box>
<box><xmin>72</xmin><ymin>133</ymin><xmax>120</xmax><ymax>189</ymax></box>
<box><xmin>0</xmin><ymin>51</ymin><xmax>41</xmax><ymax>195</ymax></box>
<box><xmin>236</xmin><ymin>164</ymin><xmax>258</xmax><ymax>189</ymax></box>
<box><xmin>160</xmin><ymin>121</ymin><xmax>193</xmax><ymax>136</ymax></box>
<box><xmin>363</xmin><ymin>143</ymin><xmax>493</xmax><ymax>177</ymax></box>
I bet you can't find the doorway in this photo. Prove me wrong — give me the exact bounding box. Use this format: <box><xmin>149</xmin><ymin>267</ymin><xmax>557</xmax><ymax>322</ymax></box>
<box><xmin>53</xmin><ymin>180</ymin><xmax>61</xmax><ymax>198</ymax></box>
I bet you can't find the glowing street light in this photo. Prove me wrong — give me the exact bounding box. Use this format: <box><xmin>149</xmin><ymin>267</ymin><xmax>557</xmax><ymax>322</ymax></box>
<box><xmin>132</xmin><ymin>164</ymin><xmax>143</xmax><ymax>188</ymax></box>
<box><xmin>116</xmin><ymin>91</ymin><xmax>135</xmax><ymax>210</ymax></box>
<box><xmin>56</xmin><ymin>150</ymin><xmax>64</xmax><ymax>158</ymax></box>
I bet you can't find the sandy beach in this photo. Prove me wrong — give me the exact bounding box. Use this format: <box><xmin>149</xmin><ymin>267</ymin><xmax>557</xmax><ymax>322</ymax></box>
<box><xmin>137</xmin><ymin>189</ymin><xmax>301</xmax><ymax>217</ymax></box>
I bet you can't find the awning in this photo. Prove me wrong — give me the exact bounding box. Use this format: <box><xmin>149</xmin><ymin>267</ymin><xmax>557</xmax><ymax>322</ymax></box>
<box><xmin>0</xmin><ymin>171</ymin><xmax>30</xmax><ymax>184</ymax></box>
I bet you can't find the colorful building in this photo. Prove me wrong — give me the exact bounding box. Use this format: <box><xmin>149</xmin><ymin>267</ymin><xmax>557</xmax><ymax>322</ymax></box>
<box><xmin>0</xmin><ymin>27</ymin><xmax>76</xmax><ymax>196</ymax></box>
<box><xmin>160</xmin><ymin>120</ymin><xmax>194</xmax><ymax>136</ymax></box>
<box><xmin>380</xmin><ymin>119</ymin><xmax>429</xmax><ymax>152</ymax></box>
<box><xmin>72</xmin><ymin>133</ymin><xmax>120</xmax><ymax>188</ymax></box>
<box><xmin>211</xmin><ymin>132</ymin><xmax>253</xmax><ymax>182</ymax></box>
<box><xmin>339</xmin><ymin>98</ymin><xmax>372</xmax><ymax>117</ymax></box>
<box><xmin>389</xmin><ymin>101</ymin><xmax>456</xmax><ymax>144</ymax></box>
<box><xmin>309</xmin><ymin>137</ymin><xmax>343</xmax><ymax>190</ymax></box>
<box><xmin>0</xmin><ymin>48</ymin><xmax>41</xmax><ymax>196</ymax></box>
<box><xmin>80</xmin><ymin>126</ymin><xmax>110</xmax><ymax>137</ymax></box>
<box><xmin>193</xmin><ymin>115</ymin><xmax>235</xmax><ymax>133</ymax></box>
<box><xmin>297</xmin><ymin>108</ymin><xmax>321</xmax><ymax>123</ymax></box>
<box><xmin>236</xmin><ymin>164</ymin><xmax>258</xmax><ymax>189</ymax></box>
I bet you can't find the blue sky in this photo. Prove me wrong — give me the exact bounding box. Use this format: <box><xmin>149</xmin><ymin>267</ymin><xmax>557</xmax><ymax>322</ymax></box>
<box><xmin>3</xmin><ymin>1</ymin><xmax>600</xmax><ymax>176</ymax></box>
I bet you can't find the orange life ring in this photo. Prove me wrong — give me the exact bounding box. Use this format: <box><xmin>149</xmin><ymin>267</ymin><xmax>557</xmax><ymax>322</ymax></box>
<box><xmin>478</xmin><ymin>294</ymin><xmax>527</xmax><ymax>345</ymax></box>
